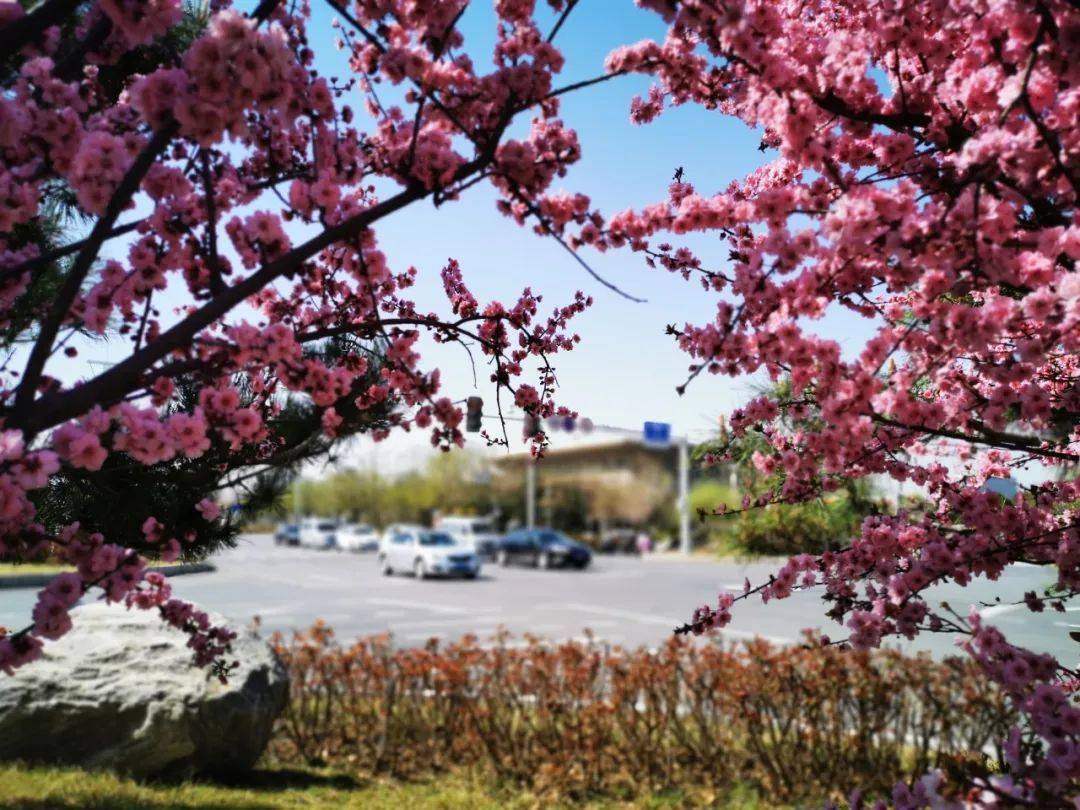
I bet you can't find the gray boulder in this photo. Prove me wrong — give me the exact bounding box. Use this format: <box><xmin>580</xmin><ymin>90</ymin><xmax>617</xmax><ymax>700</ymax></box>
<box><xmin>0</xmin><ymin>602</ymin><xmax>288</xmax><ymax>778</ymax></box>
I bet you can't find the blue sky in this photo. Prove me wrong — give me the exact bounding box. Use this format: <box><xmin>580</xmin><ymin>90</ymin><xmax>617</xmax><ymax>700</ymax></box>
<box><xmin>304</xmin><ymin>2</ymin><xmax>757</xmax><ymax>472</ymax></box>
<box><xmin>45</xmin><ymin>2</ymin><xmax>881</xmax><ymax>475</ymax></box>
<box><xmin>300</xmin><ymin>1</ymin><xmax>876</xmax><ymax>471</ymax></box>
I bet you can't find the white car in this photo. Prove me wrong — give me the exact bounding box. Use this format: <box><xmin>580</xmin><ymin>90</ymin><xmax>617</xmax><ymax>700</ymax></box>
<box><xmin>436</xmin><ymin>516</ymin><xmax>501</xmax><ymax>558</ymax></box>
<box><xmin>379</xmin><ymin>523</ymin><xmax>423</xmax><ymax>554</ymax></box>
<box><xmin>337</xmin><ymin>522</ymin><xmax>379</xmax><ymax>552</ymax></box>
<box><xmin>379</xmin><ymin>526</ymin><xmax>481</xmax><ymax>579</ymax></box>
<box><xmin>298</xmin><ymin>518</ymin><xmax>338</xmax><ymax>550</ymax></box>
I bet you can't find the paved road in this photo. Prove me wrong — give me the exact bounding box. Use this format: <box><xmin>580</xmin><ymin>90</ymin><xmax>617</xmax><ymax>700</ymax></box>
<box><xmin>0</xmin><ymin>533</ymin><xmax>1068</xmax><ymax>663</ymax></box>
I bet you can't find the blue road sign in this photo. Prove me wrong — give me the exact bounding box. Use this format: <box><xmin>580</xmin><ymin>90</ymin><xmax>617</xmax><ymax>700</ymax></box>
<box><xmin>643</xmin><ymin>421</ymin><xmax>671</xmax><ymax>445</ymax></box>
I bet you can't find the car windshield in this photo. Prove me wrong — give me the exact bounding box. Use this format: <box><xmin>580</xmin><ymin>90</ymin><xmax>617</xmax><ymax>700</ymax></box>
<box><xmin>317</xmin><ymin>522</ymin><xmax>336</xmax><ymax>531</ymax></box>
<box><xmin>471</xmin><ymin>521</ymin><xmax>493</xmax><ymax>533</ymax></box>
<box><xmin>539</xmin><ymin>531</ymin><xmax>571</xmax><ymax>545</ymax></box>
<box><xmin>419</xmin><ymin>532</ymin><xmax>455</xmax><ymax>547</ymax></box>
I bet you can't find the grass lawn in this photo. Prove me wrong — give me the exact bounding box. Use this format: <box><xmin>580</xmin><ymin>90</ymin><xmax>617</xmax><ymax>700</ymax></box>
<box><xmin>0</xmin><ymin>764</ymin><xmax>768</xmax><ymax>809</ymax></box>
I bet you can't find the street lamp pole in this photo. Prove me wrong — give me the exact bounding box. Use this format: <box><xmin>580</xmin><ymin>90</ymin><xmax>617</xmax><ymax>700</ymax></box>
<box><xmin>677</xmin><ymin>436</ymin><xmax>690</xmax><ymax>555</ymax></box>
<box><xmin>525</xmin><ymin>460</ymin><xmax>536</xmax><ymax>529</ymax></box>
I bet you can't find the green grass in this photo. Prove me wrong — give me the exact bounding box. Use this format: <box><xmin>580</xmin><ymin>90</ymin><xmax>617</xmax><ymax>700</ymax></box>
<box><xmin>0</xmin><ymin>764</ymin><xmax>769</xmax><ymax>809</ymax></box>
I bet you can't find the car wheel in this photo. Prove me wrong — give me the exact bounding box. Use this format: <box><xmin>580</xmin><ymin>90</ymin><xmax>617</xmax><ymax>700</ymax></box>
<box><xmin>414</xmin><ymin>558</ymin><xmax>427</xmax><ymax>579</ymax></box>
<box><xmin>537</xmin><ymin>551</ymin><xmax>551</xmax><ymax>570</ymax></box>
<box><xmin>380</xmin><ymin>555</ymin><xmax>393</xmax><ymax>576</ymax></box>
<box><xmin>464</xmin><ymin>571</ymin><xmax>478</xmax><ymax>580</ymax></box>
<box><xmin>497</xmin><ymin>549</ymin><xmax>509</xmax><ymax>567</ymax></box>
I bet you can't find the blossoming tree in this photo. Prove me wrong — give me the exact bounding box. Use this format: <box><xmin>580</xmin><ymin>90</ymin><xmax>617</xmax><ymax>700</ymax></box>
<box><xmin>3</xmin><ymin>0</ymin><xmax>1079</xmax><ymax>802</ymax></box>
<box><xmin>568</xmin><ymin>0</ymin><xmax>1077</xmax><ymax>804</ymax></box>
<box><xmin>0</xmin><ymin>0</ymin><xmax>602</xmax><ymax>677</ymax></box>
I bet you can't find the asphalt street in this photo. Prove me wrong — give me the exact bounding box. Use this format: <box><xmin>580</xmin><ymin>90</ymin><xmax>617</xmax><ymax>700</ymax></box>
<box><xmin>0</xmin><ymin>533</ymin><xmax>1069</xmax><ymax>664</ymax></box>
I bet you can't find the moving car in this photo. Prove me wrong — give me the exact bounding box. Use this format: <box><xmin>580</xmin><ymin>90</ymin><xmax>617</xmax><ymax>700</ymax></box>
<box><xmin>379</xmin><ymin>526</ymin><xmax>481</xmax><ymax>579</ymax></box>
<box><xmin>336</xmin><ymin>522</ymin><xmax>380</xmax><ymax>552</ymax></box>
<box><xmin>496</xmin><ymin>528</ymin><xmax>591</xmax><ymax>570</ymax></box>
<box><xmin>435</xmin><ymin>516</ymin><xmax>501</xmax><ymax>558</ymax></box>
<box><xmin>298</xmin><ymin>518</ymin><xmax>338</xmax><ymax>550</ymax></box>
<box><xmin>274</xmin><ymin>522</ymin><xmax>300</xmax><ymax>546</ymax></box>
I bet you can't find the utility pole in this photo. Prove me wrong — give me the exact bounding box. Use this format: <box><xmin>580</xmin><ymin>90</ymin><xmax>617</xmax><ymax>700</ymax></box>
<box><xmin>677</xmin><ymin>436</ymin><xmax>691</xmax><ymax>555</ymax></box>
<box><xmin>525</xmin><ymin>460</ymin><xmax>536</xmax><ymax>528</ymax></box>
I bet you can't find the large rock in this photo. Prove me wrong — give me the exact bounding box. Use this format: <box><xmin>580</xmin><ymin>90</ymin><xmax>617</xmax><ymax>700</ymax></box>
<box><xmin>0</xmin><ymin>602</ymin><xmax>288</xmax><ymax>778</ymax></box>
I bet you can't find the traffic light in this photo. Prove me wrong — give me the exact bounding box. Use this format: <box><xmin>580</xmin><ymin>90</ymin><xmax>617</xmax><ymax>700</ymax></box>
<box><xmin>465</xmin><ymin>396</ymin><xmax>483</xmax><ymax>432</ymax></box>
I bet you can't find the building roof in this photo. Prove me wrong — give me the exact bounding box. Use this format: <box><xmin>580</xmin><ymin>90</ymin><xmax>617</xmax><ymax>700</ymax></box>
<box><xmin>494</xmin><ymin>438</ymin><xmax>677</xmax><ymax>470</ymax></box>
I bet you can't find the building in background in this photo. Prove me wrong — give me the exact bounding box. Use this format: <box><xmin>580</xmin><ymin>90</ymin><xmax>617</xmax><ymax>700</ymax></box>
<box><xmin>493</xmin><ymin>438</ymin><xmax>734</xmax><ymax>544</ymax></box>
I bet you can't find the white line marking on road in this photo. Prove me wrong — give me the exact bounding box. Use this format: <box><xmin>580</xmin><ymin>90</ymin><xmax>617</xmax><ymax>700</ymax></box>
<box><xmin>366</xmin><ymin>597</ymin><xmax>499</xmax><ymax>616</ymax></box>
<box><xmin>1054</xmin><ymin>622</ymin><xmax>1080</xmax><ymax>629</ymax></box>
<box><xmin>246</xmin><ymin>604</ymin><xmax>298</xmax><ymax>617</ymax></box>
<box><xmin>562</xmin><ymin>603</ymin><xmax>674</xmax><ymax>627</ymax></box>
<box><xmin>373</xmin><ymin>610</ymin><xmax>407</xmax><ymax>619</ymax></box>
<box><xmin>390</xmin><ymin>617</ymin><xmax>506</xmax><ymax>630</ymax></box>
<box><xmin>564</xmin><ymin>602</ymin><xmax>792</xmax><ymax>645</ymax></box>
<box><xmin>980</xmin><ymin>603</ymin><xmax>1025</xmax><ymax>618</ymax></box>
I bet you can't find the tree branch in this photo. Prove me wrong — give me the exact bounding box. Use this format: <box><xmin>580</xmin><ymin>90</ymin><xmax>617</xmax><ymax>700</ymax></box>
<box><xmin>13</xmin><ymin>123</ymin><xmax>178</xmax><ymax>422</ymax></box>
<box><xmin>17</xmin><ymin>158</ymin><xmax>490</xmax><ymax>438</ymax></box>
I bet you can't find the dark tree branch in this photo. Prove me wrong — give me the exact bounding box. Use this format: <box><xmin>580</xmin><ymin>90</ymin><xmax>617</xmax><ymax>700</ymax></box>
<box><xmin>16</xmin><ymin>156</ymin><xmax>492</xmax><ymax>438</ymax></box>
<box><xmin>0</xmin><ymin>0</ymin><xmax>81</xmax><ymax>58</ymax></box>
<box><xmin>14</xmin><ymin>123</ymin><xmax>178</xmax><ymax>422</ymax></box>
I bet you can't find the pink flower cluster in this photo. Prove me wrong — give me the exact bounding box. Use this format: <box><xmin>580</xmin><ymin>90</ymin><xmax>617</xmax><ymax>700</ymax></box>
<box><xmin>99</xmin><ymin>0</ymin><xmax>182</xmax><ymax>48</ymax></box>
<box><xmin>0</xmin><ymin>0</ymin><xmax>597</xmax><ymax>681</ymax></box>
<box><xmin>590</xmin><ymin>0</ymin><xmax>1080</xmax><ymax>801</ymax></box>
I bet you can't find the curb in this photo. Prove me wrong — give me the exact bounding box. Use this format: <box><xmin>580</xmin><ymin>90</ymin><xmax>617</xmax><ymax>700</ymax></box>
<box><xmin>0</xmin><ymin>562</ymin><xmax>216</xmax><ymax>590</ymax></box>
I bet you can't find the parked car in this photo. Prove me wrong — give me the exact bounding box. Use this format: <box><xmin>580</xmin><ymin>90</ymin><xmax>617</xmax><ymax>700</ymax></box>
<box><xmin>496</xmin><ymin>528</ymin><xmax>591</xmax><ymax>569</ymax></box>
<box><xmin>274</xmin><ymin>522</ymin><xmax>300</xmax><ymax>546</ymax></box>
<box><xmin>336</xmin><ymin>522</ymin><xmax>380</xmax><ymax>552</ymax></box>
<box><xmin>298</xmin><ymin>518</ymin><xmax>338</xmax><ymax>550</ymax></box>
<box><xmin>379</xmin><ymin>526</ymin><xmax>481</xmax><ymax>579</ymax></box>
<box><xmin>379</xmin><ymin>523</ymin><xmax>424</xmax><ymax>553</ymax></box>
<box><xmin>597</xmin><ymin>528</ymin><xmax>640</xmax><ymax>555</ymax></box>
<box><xmin>435</xmin><ymin>516</ymin><xmax>501</xmax><ymax>558</ymax></box>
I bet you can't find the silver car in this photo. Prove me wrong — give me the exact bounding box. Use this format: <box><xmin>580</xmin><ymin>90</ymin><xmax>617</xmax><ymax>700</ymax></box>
<box><xmin>379</xmin><ymin>527</ymin><xmax>480</xmax><ymax>579</ymax></box>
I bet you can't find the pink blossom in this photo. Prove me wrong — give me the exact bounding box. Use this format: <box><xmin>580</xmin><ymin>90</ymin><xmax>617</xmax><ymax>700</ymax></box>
<box><xmin>196</xmin><ymin>499</ymin><xmax>221</xmax><ymax>522</ymax></box>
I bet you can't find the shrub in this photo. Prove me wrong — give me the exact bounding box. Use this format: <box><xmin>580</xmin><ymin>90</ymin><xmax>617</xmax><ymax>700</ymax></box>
<box><xmin>730</xmin><ymin>492</ymin><xmax>873</xmax><ymax>556</ymax></box>
<box><xmin>268</xmin><ymin>624</ymin><xmax>1013</xmax><ymax>804</ymax></box>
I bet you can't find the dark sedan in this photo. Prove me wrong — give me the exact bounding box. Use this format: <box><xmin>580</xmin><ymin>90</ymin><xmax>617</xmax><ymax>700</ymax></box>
<box><xmin>495</xmin><ymin>528</ymin><xmax>591</xmax><ymax>570</ymax></box>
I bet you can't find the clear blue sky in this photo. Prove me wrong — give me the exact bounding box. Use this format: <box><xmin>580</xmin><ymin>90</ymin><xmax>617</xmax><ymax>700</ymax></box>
<box><xmin>300</xmin><ymin>2</ymin><xmax>878</xmax><ymax>471</ymax></box>
<box><xmin>47</xmin><ymin>2</ymin><xmax>879</xmax><ymax>475</ymax></box>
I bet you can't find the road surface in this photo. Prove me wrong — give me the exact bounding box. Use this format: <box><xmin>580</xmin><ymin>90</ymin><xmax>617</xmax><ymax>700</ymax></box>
<box><xmin>0</xmin><ymin>533</ymin><xmax>1068</xmax><ymax>663</ymax></box>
